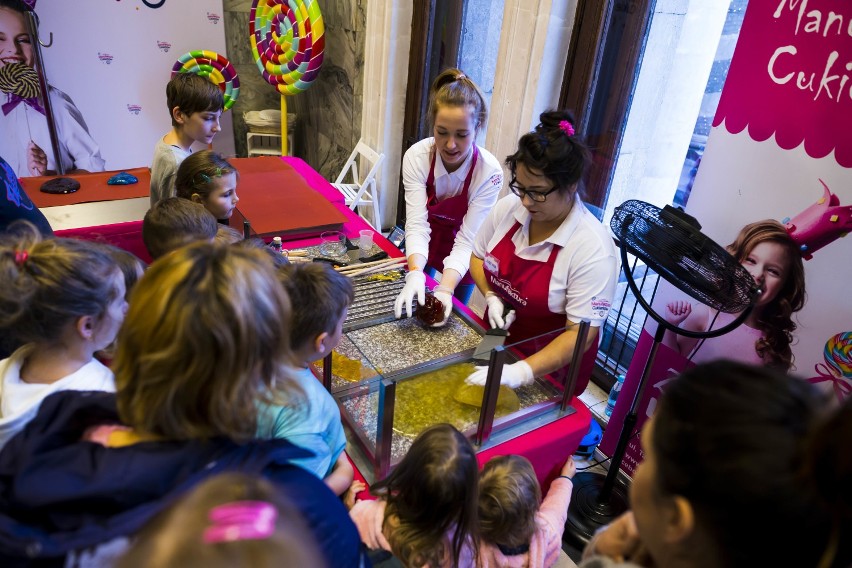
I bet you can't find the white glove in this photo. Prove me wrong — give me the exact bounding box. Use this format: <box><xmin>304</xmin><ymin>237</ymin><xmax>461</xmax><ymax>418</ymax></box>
<box><xmin>430</xmin><ymin>287</ymin><xmax>454</xmax><ymax>327</ymax></box>
<box><xmin>485</xmin><ymin>292</ymin><xmax>515</xmax><ymax>330</ymax></box>
<box><xmin>465</xmin><ymin>360</ymin><xmax>534</xmax><ymax>389</ymax></box>
<box><xmin>394</xmin><ymin>270</ymin><xmax>426</xmax><ymax>318</ymax></box>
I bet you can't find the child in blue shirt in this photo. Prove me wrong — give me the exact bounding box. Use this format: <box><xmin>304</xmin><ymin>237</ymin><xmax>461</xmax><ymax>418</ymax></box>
<box><xmin>258</xmin><ymin>261</ymin><xmax>355</xmax><ymax>495</ymax></box>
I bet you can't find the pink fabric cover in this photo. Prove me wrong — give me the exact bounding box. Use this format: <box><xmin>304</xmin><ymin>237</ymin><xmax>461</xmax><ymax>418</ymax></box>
<box><xmin>55</xmin><ymin>220</ymin><xmax>152</xmax><ymax>263</ymax></box>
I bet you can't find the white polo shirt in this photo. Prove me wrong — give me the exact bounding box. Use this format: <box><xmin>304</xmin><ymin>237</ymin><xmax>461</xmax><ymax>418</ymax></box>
<box><xmin>473</xmin><ymin>193</ymin><xmax>620</xmax><ymax>327</ymax></box>
<box><xmin>402</xmin><ymin>137</ymin><xmax>503</xmax><ymax>276</ymax></box>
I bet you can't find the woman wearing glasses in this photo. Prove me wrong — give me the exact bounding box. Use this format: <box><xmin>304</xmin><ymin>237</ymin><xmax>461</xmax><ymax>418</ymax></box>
<box><xmin>394</xmin><ymin>69</ymin><xmax>504</xmax><ymax>326</ymax></box>
<box><xmin>465</xmin><ymin>111</ymin><xmax>619</xmax><ymax>394</ymax></box>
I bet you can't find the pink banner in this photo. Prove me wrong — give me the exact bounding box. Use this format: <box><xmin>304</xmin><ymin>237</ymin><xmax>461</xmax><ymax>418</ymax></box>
<box><xmin>598</xmin><ymin>330</ymin><xmax>694</xmax><ymax>476</ymax></box>
<box><xmin>713</xmin><ymin>0</ymin><xmax>852</xmax><ymax>166</ymax></box>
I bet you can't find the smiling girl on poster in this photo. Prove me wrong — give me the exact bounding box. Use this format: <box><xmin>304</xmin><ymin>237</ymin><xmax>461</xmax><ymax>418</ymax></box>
<box><xmin>662</xmin><ymin>220</ymin><xmax>806</xmax><ymax>371</ymax></box>
<box><xmin>394</xmin><ymin>68</ymin><xmax>503</xmax><ymax>326</ymax></box>
<box><xmin>0</xmin><ymin>0</ymin><xmax>104</xmax><ymax>177</ymax></box>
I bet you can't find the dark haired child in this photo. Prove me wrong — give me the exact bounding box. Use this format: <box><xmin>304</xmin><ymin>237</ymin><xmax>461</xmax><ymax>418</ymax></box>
<box><xmin>350</xmin><ymin>423</ymin><xmax>480</xmax><ymax>567</ymax></box>
<box><xmin>142</xmin><ymin>196</ymin><xmax>218</xmax><ymax>259</ymax></box>
<box><xmin>150</xmin><ymin>73</ymin><xmax>224</xmax><ymax>205</ymax></box>
<box><xmin>260</xmin><ymin>262</ymin><xmax>354</xmax><ymax>495</ymax></box>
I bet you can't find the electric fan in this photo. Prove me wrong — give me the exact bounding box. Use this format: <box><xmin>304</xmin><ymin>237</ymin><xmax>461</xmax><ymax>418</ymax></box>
<box><xmin>564</xmin><ymin>200</ymin><xmax>760</xmax><ymax>545</ymax></box>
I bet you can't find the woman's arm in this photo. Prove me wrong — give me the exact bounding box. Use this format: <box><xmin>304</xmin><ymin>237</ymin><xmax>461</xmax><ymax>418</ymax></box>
<box><xmin>469</xmin><ymin>255</ymin><xmax>491</xmax><ymax>295</ymax></box>
<box><xmin>400</xmin><ymin>143</ymin><xmax>432</xmax><ymax>271</ymax></box>
<box><xmin>524</xmin><ymin>322</ymin><xmax>600</xmax><ymax>378</ymax></box>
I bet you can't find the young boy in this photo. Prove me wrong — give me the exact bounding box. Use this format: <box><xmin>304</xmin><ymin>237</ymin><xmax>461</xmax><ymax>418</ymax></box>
<box><xmin>149</xmin><ymin>73</ymin><xmax>224</xmax><ymax>206</ymax></box>
<box><xmin>141</xmin><ymin>197</ymin><xmax>218</xmax><ymax>259</ymax></box>
<box><xmin>259</xmin><ymin>261</ymin><xmax>355</xmax><ymax>495</ymax></box>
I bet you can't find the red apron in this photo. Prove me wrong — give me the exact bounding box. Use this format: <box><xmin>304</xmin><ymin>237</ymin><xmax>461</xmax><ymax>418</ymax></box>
<box><xmin>484</xmin><ymin>221</ymin><xmax>598</xmax><ymax>395</ymax></box>
<box><xmin>425</xmin><ymin>145</ymin><xmax>479</xmax><ymax>286</ymax></box>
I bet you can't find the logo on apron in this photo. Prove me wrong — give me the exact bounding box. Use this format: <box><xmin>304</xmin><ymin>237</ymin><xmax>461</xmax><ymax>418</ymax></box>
<box><xmin>483</xmin><ymin>253</ymin><xmax>500</xmax><ymax>274</ymax></box>
<box><xmin>490</xmin><ymin>276</ymin><xmax>528</xmax><ymax>308</ymax></box>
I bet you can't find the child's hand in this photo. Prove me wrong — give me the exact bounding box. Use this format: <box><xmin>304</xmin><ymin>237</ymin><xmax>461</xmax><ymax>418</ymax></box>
<box><xmin>560</xmin><ymin>455</ymin><xmax>576</xmax><ymax>479</ymax></box>
<box><xmin>665</xmin><ymin>301</ymin><xmax>692</xmax><ymax>325</ymax></box>
<box><xmin>591</xmin><ymin>511</ymin><xmax>642</xmax><ymax>562</ymax></box>
<box><xmin>27</xmin><ymin>140</ymin><xmax>47</xmax><ymax>177</ymax></box>
<box><xmin>343</xmin><ymin>479</ymin><xmax>366</xmax><ymax>510</ymax></box>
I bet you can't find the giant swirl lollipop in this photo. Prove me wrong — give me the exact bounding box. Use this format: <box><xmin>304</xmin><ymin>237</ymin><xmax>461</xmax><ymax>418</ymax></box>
<box><xmin>171</xmin><ymin>50</ymin><xmax>240</xmax><ymax>110</ymax></box>
<box><xmin>250</xmin><ymin>0</ymin><xmax>325</xmax><ymax>154</ymax></box>
<box><xmin>0</xmin><ymin>63</ymin><xmax>43</xmax><ymax>151</ymax></box>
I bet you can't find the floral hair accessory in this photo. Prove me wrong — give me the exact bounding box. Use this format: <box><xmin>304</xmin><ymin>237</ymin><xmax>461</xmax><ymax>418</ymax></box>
<box><xmin>559</xmin><ymin>120</ymin><xmax>575</xmax><ymax>137</ymax></box>
<box><xmin>202</xmin><ymin>500</ymin><xmax>277</xmax><ymax>544</ymax></box>
<box><xmin>194</xmin><ymin>168</ymin><xmax>223</xmax><ymax>186</ymax></box>
<box><xmin>14</xmin><ymin>250</ymin><xmax>28</xmax><ymax>266</ymax></box>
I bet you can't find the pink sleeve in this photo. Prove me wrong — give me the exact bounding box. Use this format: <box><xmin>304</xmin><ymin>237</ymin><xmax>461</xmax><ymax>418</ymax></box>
<box><xmin>530</xmin><ymin>477</ymin><xmax>574</xmax><ymax>566</ymax></box>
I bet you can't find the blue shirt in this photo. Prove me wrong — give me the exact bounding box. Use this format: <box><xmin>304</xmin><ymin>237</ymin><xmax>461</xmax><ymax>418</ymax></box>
<box><xmin>256</xmin><ymin>366</ymin><xmax>347</xmax><ymax>479</ymax></box>
<box><xmin>0</xmin><ymin>155</ymin><xmax>52</xmax><ymax>236</ymax></box>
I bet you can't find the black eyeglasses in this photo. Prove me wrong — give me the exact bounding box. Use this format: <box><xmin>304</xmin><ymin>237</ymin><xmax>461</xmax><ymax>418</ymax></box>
<box><xmin>508</xmin><ymin>178</ymin><xmax>560</xmax><ymax>202</ymax></box>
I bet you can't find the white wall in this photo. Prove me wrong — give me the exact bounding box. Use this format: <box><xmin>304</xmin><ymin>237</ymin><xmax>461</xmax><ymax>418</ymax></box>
<box><xmin>604</xmin><ymin>0</ymin><xmax>728</xmax><ymax>222</ymax></box>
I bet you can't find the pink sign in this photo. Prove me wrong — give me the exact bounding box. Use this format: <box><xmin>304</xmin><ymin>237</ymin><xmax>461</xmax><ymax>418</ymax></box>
<box><xmin>713</xmin><ymin>0</ymin><xmax>852</xmax><ymax>167</ymax></box>
<box><xmin>598</xmin><ymin>331</ymin><xmax>694</xmax><ymax>476</ymax></box>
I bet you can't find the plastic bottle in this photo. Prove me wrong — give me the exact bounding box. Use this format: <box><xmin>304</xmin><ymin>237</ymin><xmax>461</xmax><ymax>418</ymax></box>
<box><xmin>604</xmin><ymin>374</ymin><xmax>626</xmax><ymax>417</ymax></box>
<box><xmin>270</xmin><ymin>236</ymin><xmax>283</xmax><ymax>254</ymax></box>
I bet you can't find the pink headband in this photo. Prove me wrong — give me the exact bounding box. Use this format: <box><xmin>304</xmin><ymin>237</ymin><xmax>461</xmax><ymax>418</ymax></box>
<box><xmin>14</xmin><ymin>250</ymin><xmax>28</xmax><ymax>266</ymax></box>
<box><xmin>559</xmin><ymin>120</ymin><xmax>575</xmax><ymax>137</ymax></box>
<box><xmin>202</xmin><ymin>500</ymin><xmax>278</xmax><ymax>544</ymax></box>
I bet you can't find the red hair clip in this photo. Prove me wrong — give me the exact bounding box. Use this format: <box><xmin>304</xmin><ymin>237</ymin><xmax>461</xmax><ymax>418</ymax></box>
<box><xmin>559</xmin><ymin>120</ymin><xmax>575</xmax><ymax>137</ymax></box>
<box><xmin>14</xmin><ymin>250</ymin><xmax>28</xmax><ymax>266</ymax></box>
<box><xmin>202</xmin><ymin>501</ymin><xmax>277</xmax><ymax>544</ymax></box>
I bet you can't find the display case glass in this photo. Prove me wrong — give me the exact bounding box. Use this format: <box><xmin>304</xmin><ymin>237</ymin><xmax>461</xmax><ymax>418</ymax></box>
<box><xmin>313</xmin><ymin>285</ymin><xmax>587</xmax><ymax>481</ymax></box>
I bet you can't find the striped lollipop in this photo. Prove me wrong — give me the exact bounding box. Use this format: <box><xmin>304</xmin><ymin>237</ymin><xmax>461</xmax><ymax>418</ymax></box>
<box><xmin>825</xmin><ymin>332</ymin><xmax>852</xmax><ymax>378</ymax></box>
<box><xmin>0</xmin><ymin>62</ymin><xmax>40</xmax><ymax>98</ymax></box>
<box><xmin>250</xmin><ymin>0</ymin><xmax>325</xmax><ymax>95</ymax></box>
<box><xmin>171</xmin><ymin>51</ymin><xmax>240</xmax><ymax>110</ymax></box>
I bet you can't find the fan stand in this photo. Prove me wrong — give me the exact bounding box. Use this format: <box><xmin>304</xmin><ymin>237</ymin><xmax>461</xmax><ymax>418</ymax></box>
<box><xmin>564</xmin><ymin>244</ymin><xmax>754</xmax><ymax>547</ymax></box>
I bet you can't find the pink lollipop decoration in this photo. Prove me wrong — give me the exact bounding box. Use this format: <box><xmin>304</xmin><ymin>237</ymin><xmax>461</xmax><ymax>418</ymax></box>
<box><xmin>171</xmin><ymin>50</ymin><xmax>240</xmax><ymax>110</ymax></box>
<box><xmin>808</xmin><ymin>332</ymin><xmax>852</xmax><ymax>402</ymax></box>
<box><xmin>250</xmin><ymin>0</ymin><xmax>324</xmax><ymax>155</ymax></box>
<box><xmin>250</xmin><ymin>0</ymin><xmax>324</xmax><ymax>95</ymax></box>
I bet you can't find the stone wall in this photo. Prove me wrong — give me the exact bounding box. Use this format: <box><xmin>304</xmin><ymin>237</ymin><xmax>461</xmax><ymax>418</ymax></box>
<box><xmin>223</xmin><ymin>0</ymin><xmax>366</xmax><ymax>180</ymax></box>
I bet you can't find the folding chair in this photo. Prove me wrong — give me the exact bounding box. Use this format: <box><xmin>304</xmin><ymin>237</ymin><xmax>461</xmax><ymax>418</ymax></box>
<box><xmin>330</xmin><ymin>139</ymin><xmax>385</xmax><ymax>231</ymax></box>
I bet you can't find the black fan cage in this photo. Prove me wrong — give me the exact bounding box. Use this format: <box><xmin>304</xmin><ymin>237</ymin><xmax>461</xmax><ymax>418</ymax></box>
<box><xmin>611</xmin><ymin>200</ymin><xmax>758</xmax><ymax>314</ymax></box>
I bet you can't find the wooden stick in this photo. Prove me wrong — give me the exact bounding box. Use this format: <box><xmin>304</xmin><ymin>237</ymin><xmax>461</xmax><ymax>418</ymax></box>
<box><xmin>284</xmin><ymin>249</ymin><xmax>309</xmax><ymax>257</ymax></box>
<box><xmin>336</xmin><ymin>256</ymin><xmax>405</xmax><ymax>274</ymax></box>
<box><xmin>341</xmin><ymin>257</ymin><xmax>406</xmax><ymax>277</ymax></box>
<box><xmin>347</xmin><ymin>263</ymin><xmax>406</xmax><ymax>278</ymax></box>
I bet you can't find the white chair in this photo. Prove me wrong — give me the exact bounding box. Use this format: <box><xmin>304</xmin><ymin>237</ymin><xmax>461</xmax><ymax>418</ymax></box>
<box><xmin>331</xmin><ymin>139</ymin><xmax>384</xmax><ymax>231</ymax></box>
